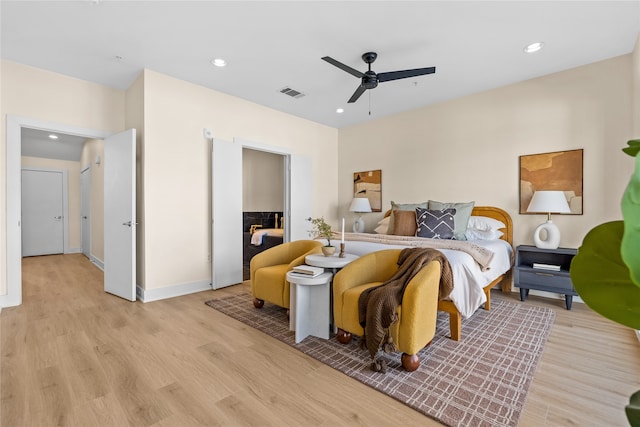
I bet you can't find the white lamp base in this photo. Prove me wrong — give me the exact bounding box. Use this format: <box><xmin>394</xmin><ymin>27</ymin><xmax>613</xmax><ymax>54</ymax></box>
<box><xmin>533</xmin><ymin>220</ymin><xmax>561</xmax><ymax>249</ymax></box>
<box><xmin>353</xmin><ymin>216</ymin><xmax>364</xmax><ymax>233</ymax></box>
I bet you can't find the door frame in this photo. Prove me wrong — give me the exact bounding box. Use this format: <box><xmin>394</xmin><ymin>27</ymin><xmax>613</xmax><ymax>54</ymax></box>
<box><xmin>210</xmin><ymin>138</ymin><xmax>311</xmax><ymax>289</ymax></box>
<box><xmin>80</xmin><ymin>165</ymin><xmax>91</xmax><ymax>260</ymax></box>
<box><xmin>4</xmin><ymin>115</ymin><xmax>110</xmax><ymax>307</ymax></box>
<box><xmin>21</xmin><ymin>167</ymin><xmax>70</xmax><ymax>255</ymax></box>
<box><xmin>237</xmin><ymin>139</ymin><xmax>292</xmax><ymax>241</ymax></box>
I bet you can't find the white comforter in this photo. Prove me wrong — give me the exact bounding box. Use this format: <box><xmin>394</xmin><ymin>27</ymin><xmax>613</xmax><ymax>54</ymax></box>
<box><xmin>339</xmin><ymin>239</ymin><xmax>513</xmax><ymax>318</ymax></box>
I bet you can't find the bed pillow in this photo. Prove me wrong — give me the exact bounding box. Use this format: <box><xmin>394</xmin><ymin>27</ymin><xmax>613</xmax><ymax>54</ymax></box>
<box><xmin>428</xmin><ymin>200</ymin><xmax>475</xmax><ymax>240</ymax></box>
<box><xmin>374</xmin><ymin>216</ymin><xmax>391</xmax><ymax>234</ymax></box>
<box><xmin>467</xmin><ymin>215</ymin><xmax>506</xmax><ymax>232</ymax></box>
<box><xmin>465</xmin><ymin>228</ymin><xmax>504</xmax><ymax>240</ymax></box>
<box><xmin>391</xmin><ymin>210</ymin><xmax>417</xmax><ymax>236</ymax></box>
<box><xmin>415</xmin><ymin>208</ymin><xmax>456</xmax><ymax>239</ymax></box>
<box><xmin>388</xmin><ymin>201</ymin><xmax>428</xmax><ymax>235</ymax></box>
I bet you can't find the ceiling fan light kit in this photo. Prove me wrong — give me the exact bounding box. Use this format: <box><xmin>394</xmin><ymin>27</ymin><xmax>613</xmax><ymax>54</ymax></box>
<box><xmin>322</xmin><ymin>51</ymin><xmax>436</xmax><ymax>103</ymax></box>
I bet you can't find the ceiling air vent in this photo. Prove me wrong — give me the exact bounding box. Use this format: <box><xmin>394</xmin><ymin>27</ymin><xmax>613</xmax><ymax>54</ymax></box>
<box><xmin>279</xmin><ymin>87</ymin><xmax>306</xmax><ymax>99</ymax></box>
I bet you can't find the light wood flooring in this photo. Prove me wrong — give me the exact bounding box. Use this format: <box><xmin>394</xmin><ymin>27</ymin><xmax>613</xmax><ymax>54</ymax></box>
<box><xmin>2</xmin><ymin>254</ymin><xmax>639</xmax><ymax>426</ymax></box>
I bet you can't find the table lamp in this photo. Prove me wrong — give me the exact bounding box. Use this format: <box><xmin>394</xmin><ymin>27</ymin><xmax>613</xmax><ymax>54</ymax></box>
<box><xmin>349</xmin><ymin>197</ymin><xmax>372</xmax><ymax>233</ymax></box>
<box><xmin>526</xmin><ymin>190</ymin><xmax>571</xmax><ymax>249</ymax></box>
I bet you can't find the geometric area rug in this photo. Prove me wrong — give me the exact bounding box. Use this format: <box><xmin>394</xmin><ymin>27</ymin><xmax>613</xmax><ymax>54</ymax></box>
<box><xmin>205</xmin><ymin>294</ymin><xmax>555</xmax><ymax>427</ymax></box>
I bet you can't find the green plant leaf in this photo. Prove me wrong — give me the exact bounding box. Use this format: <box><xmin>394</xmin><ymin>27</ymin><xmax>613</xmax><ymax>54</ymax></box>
<box><xmin>570</xmin><ymin>221</ymin><xmax>640</xmax><ymax>330</ymax></box>
<box><xmin>621</xmin><ymin>151</ymin><xmax>640</xmax><ymax>287</ymax></box>
<box><xmin>626</xmin><ymin>390</ymin><xmax>640</xmax><ymax>427</ymax></box>
<box><xmin>623</xmin><ymin>139</ymin><xmax>640</xmax><ymax>157</ymax></box>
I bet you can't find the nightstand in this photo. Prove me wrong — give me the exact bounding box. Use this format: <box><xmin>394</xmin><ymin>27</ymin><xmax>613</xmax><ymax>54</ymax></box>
<box><xmin>514</xmin><ymin>245</ymin><xmax>578</xmax><ymax>310</ymax></box>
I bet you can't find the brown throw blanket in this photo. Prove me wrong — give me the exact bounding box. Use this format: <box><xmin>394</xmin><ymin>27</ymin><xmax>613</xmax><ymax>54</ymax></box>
<box><xmin>358</xmin><ymin>248</ymin><xmax>453</xmax><ymax>372</ymax></box>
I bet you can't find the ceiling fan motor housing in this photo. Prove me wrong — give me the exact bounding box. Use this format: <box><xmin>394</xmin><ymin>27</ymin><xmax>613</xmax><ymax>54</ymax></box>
<box><xmin>363</xmin><ymin>71</ymin><xmax>378</xmax><ymax>89</ymax></box>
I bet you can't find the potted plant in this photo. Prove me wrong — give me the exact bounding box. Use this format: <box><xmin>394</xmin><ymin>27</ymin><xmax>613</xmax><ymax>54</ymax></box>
<box><xmin>570</xmin><ymin>139</ymin><xmax>640</xmax><ymax>425</ymax></box>
<box><xmin>307</xmin><ymin>217</ymin><xmax>336</xmax><ymax>256</ymax></box>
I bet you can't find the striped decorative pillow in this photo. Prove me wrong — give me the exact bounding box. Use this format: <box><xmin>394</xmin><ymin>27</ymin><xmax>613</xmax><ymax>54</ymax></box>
<box><xmin>416</xmin><ymin>208</ymin><xmax>456</xmax><ymax>239</ymax></box>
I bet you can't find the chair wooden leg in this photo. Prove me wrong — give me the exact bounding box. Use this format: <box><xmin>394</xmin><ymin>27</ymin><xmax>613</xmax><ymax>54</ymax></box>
<box><xmin>449</xmin><ymin>312</ymin><xmax>461</xmax><ymax>341</ymax></box>
<box><xmin>253</xmin><ymin>298</ymin><xmax>264</xmax><ymax>308</ymax></box>
<box><xmin>401</xmin><ymin>353</ymin><xmax>420</xmax><ymax>371</ymax></box>
<box><xmin>336</xmin><ymin>328</ymin><xmax>352</xmax><ymax>344</ymax></box>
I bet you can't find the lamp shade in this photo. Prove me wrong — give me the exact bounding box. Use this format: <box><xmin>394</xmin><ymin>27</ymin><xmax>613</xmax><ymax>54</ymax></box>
<box><xmin>349</xmin><ymin>197</ymin><xmax>372</xmax><ymax>213</ymax></box>
<box><xmin>526</xmin><ymin>191</ymin><xmax>571</xmax><ymax>214</ymax></box>
<box><xmin>527</xmin><ymin>190</ymin><xmax>570</xmax><ymax>249</ymax></box>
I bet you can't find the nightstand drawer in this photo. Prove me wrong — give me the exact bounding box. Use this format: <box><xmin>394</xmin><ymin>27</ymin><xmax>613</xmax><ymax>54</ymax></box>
<box><xmin>515</xmin><ymin>269</ymin><xmax>574</xmax><ymax>292</ymax></box>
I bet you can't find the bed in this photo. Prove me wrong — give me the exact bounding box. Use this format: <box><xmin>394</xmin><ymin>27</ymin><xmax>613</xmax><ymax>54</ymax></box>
<box><xmin>337</xmin><ymin>206</ymin><xmax>513</xmax><ymax>341</ymax></box>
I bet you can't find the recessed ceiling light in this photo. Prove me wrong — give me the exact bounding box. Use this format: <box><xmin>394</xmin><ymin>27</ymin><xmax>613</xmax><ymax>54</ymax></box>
<box><xmin>524</xmin><ymin>42</ymin><xmax>544</xmax><ymax>54</ymax></box>
<box><xmin>48</xmin><ymin>134</ymin><xmax>58</xmax><ymax>140</ymax></box>
<box><xmin>211</xmin><ymin>58</ymin><xmax>227</xmax><ymax>67</ymax></box>
<box><xmin>336</xmin><ymin>108</ymin><xmax>344</xmax><ymax>114</ymax></box>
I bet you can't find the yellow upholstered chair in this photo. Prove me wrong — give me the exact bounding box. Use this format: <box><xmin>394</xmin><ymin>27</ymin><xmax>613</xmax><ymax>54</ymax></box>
<box><xmin>333</xmin><ymin>249</ymin><xmax>441</xmax><ymax>371</ymax></box>
<box><xmin>250</xmin><ymin>240</ymin><xmax>323</xmax><ymax>309</ymax></box>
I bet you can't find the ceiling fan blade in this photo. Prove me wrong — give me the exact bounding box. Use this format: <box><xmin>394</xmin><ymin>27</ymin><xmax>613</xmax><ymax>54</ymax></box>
<box><xmin>322</xmin><ymin>56</ymin><xmax>364</xmax><ymax>78</ymax></box>
<box><xmin>347</xmin><ymin>85</ymin><xmax>366</xmax><ymax>103</ymax></box>
<box><xmin>377</xmin><ymin>66</ymin><xmax>436</xmax><ymax>83</ymax></box>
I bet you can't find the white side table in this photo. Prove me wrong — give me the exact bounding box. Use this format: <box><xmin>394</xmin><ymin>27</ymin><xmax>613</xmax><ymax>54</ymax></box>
<box><xmin>305</xmin><ymin>253</ymin><xmax>359</xmax><ymax>333</ymax></box>
<box><xmin>305</xmin><ymin>253</ymin><xmax>359</xmax><ymax>273</ymax></box>
<box><xmin>286</xmin><ymin>271</ymin><xmax>333</xmax><ymax>343</ymax></box>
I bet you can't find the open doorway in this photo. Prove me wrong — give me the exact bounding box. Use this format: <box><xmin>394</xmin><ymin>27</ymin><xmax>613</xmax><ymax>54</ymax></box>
<box><xmin>210</xmin><ymin>138</ymin><xmax>311</xmax><ymax>290</ymax></box>
<box><xmin>20</xmin><ymin>128</ymin><xmax>105</xmax><ymax>266</ymax></box>
<box><xmin>241</xmin><ymin>148</ymin><xmax>285</xmax><ymax>280</ymax></box>
<box><xmin>4</xmin><ymin>115</ymin><xmax>137</xmax><ymax>307</ymax></box>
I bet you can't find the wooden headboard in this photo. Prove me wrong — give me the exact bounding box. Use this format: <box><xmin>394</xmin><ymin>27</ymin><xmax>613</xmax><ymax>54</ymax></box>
<box><xmin>471</xmin><ymin>206</ymin><xmax>513</xmax><ymax>247</ymax></box>
<box><xmin>383</xmin><ymin>205</ymin><xmax>513</xmax><ymax>247</ymax></box>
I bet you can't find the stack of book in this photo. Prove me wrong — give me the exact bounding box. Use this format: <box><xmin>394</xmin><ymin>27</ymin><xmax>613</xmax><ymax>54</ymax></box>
<box><xmin>532</xmin><ymin>263</ymin><xmax>561</xmax><ymax>271</ymax></box>
<box><xmin>290</xmin><ymin>265</ymin><xmax>325</xmax><ymax>277</ymax></box>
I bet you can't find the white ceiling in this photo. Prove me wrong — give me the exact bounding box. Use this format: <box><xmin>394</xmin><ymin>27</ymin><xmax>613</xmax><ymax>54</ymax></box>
<box><xmin>2</xmin><ymin>1</ymin><xmax>640</xmax><ymax>129</ymax></box>
<box><xmin>21</xmin><ymin>128</ymin><xmax>87</xmax><ymax>162</ymax></box>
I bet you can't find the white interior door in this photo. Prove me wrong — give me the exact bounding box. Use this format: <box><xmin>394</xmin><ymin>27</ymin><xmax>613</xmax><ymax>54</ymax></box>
<box><xmin>21</xmin><ymin>169</ymin><xmax>64</xmax><ymax>256</ymax></box>
<box><xmin>211</xmin><ymin>138</ymin><xmax>243</xmax><ymax>289</ymax></box>
<box><xmin>81</xmin><ymin>167</ymin><xmax>91</xmax><ymax>259</ymax></box>
<box><xmin>104</xmin><ymin>129</ymin><xmax>136</xmax><ymax>301</ymax></box>
<box><xmin>287</xmin><ymin>155</ymin><xmax>312</xmax><ymax>241</ymax></box>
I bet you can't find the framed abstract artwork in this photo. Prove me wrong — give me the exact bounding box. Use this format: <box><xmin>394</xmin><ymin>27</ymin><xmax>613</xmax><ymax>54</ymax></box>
<box><xmin>519</xmin><ymin>149</ymin><xmax>583</xmax><ymax>214</ymax></box>
<box><xmin>353</xmin><ymin>169</ymin><xmax>382</xmax><ymax>212</ymax></box>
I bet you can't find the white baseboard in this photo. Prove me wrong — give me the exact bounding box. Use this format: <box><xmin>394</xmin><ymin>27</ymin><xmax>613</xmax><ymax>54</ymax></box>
<box><xmin>65</xmin><ymin>247</ymin><xmax>82</xmax><ymax>254</ymax></box>
<box><xmin>90</xmin><ymin>256</ymin><xmax>104</xmax><ymax>271</ymax></box>
<box><xmin>636</xmin><ymin>330</ymin><xmax>640</xmax><ymax>343</ymax></box>
<box><xmin>137</xmin><ymin>280</ymin><xmax>213</xmax><ymax>303</ymax></box>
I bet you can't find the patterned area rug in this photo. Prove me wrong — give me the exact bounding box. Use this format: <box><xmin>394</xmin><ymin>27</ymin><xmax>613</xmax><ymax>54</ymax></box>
<box><xmin>205</xmin><ymin>294</ymin><xmax>555</xmax><ymax>427</ymax></box>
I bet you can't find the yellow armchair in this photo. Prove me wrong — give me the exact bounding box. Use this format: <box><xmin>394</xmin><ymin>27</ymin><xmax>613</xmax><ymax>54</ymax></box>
<box><xmin>333</xmin><ymin>249</ymin><xmax>441</xmax><ymax>371</ymax></box>
<box><xmin>250</xmin><ymin>240</ymin><xmax>323</xmax><ymax>309</ymax></box>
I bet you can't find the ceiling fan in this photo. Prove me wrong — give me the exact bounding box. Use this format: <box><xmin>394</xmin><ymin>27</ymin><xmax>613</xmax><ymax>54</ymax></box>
<box><xmin>322</xmin><ymin>52</ymin><xmax>436</xmax><ymax>103</ymax></box>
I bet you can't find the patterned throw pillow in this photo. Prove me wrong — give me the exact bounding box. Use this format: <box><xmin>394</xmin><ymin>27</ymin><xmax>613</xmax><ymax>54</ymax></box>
<box><xmin>415</xmin><ymin>208</ymin><xmax>456</xmax><ymax>239</ymax></box>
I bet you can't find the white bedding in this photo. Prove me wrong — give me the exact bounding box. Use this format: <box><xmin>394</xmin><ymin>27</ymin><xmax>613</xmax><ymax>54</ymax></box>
<box><xmin>339</xmin><ymin>238</ymin><xmax>513</xmax><ymax>318</ymax></box>
<box><xmin>251</xmin><ymin>228</ymin><xmax>284</xmax><ymax>246</ymax></box>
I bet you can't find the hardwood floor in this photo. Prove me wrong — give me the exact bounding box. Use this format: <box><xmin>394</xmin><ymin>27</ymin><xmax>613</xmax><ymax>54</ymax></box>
<box><xmin>2</xmin><ymin>254</ymin><xmax>639</xmax><ymax>426</ymax></box>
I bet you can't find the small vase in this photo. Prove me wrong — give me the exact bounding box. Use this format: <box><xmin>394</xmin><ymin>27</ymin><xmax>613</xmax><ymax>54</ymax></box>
<box><xmin>321</xmin><ymin>246</ymin><xmax>336</xmax><ymax>257</ymax></box>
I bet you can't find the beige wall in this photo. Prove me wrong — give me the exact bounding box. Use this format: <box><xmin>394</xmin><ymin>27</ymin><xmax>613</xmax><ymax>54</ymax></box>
<box><xmin>242</xmin><ymin>148</ymin><xmax>284</xmax><ymax>212</ymax></box>
<box><xmin>1</xmin><ymin>60</ymin><xmax>125</xmax><ymax>295</ymax></box>
<box><xmin>139</xmin><ymin>69</ymin><xmax>338</xmax><ymax>290</ymax></box>
<box><xmin>20</xmin><ymin>156</ymin><xmax>82</xmax><ymax>250</ymax></box>
<box><xmin>79</xmin><ymin>139</ymin><xmax>105</xmax><ymax>262</ymax></box>
<box><xmin>338</xmin><ymin>54</ymin><xmax>634</xmax><ymax>250</ymax></box>
<box><xmin>0</xmin><ymin>61</ymin><xmax>338</xmax><ymax>297</ymax></box>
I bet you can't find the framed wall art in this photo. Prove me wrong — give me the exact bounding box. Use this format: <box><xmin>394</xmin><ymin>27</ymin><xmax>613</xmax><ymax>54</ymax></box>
<box><xmin>519</xmin><ymin>149</ymin><xmax>583</xmax><ymax>214</ymax></box>
<box><xmin>353</xmin><ymin>169</ymin><xmax>382</xmax><ymax>212</ymax></box>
